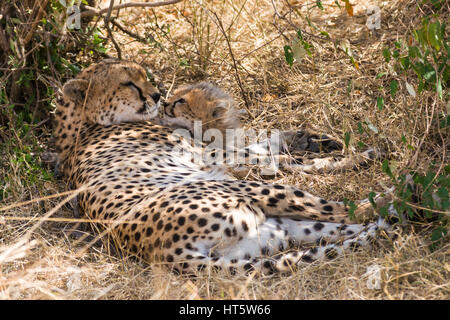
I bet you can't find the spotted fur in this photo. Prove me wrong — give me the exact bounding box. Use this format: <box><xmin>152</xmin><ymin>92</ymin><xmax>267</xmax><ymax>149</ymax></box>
<box><xmin>54</xmin><ymin>60</ymin><xmax>395</xmax><ymax>275</ymax></box>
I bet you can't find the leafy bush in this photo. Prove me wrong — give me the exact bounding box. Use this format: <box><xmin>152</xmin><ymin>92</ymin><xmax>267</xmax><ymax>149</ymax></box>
<box><xmin>0</xmin><ymin>0</ymin><xmax>105</xmax><ymax>202</ymax></box>
<box><xmin>377</xmin><ymin>1</ymin><xmax>448</xmax><ymax>248</ymax></box>
<box><xmin>281</xmin><ymin>0</ymin><xmax>449</xmax><ymax>247</ymax></box>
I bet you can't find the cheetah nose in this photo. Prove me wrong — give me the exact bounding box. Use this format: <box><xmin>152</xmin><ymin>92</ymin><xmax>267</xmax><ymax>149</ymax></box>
<box><xmin>151</xmin><ymin>92</ymin><xmax>161</xmax><ymax>103</ymax></box>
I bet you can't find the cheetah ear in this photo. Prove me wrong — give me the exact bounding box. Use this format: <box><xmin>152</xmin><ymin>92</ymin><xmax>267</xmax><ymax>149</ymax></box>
<box><xmin>62</xmin><ymin>79</ymin><xmax>89</xmax><ymax>104</ymax></box>
<box><xmin>212</xmin><ymin>101</ymin><xmax>228</xmax><ymax>118</ymax></box>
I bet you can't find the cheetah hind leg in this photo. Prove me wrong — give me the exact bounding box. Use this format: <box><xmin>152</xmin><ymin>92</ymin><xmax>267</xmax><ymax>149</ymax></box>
<box><xmin>239</xmin><ymin>148</ymin><xmax>384</xmax><ymax>177</ymax></box>
<box><xmin>280</xmin><ymin>130</ymin><xmax>342</xmax><ymax>154</ymax></box>
<box><xmin>218</xmin><ymin>180</ymin><xmax>392</xmax><ymax>224</ymax></box>
<box><xmin>278</xmin><ymin>129</ymin><xmax>385</xmax><ymax>173</ymax></box>
<box><xmin>229</xmin><ymin>130</ymin><xmax>384</xmax><ymax>176</ymax></box>
<box><xmin>280</xmin><ymin>148</ymin><xmax>386</xmax><ymax>174</ymax></box>
<box><xmin>169</xmin><ymin>217</ymin><xmax>394</xmax><ymax>276</ymax></box>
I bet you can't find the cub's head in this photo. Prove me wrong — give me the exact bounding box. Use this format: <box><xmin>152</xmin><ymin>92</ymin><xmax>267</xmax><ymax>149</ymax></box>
<box><xmin>161</xmin><ymin>82</ymin><xmax>240</xmax><ymax>135</ymax></box>
<box><xmin>61</xmin><ymin>59</ymin><xmax>161</xmax><ymax>125</ymax></box>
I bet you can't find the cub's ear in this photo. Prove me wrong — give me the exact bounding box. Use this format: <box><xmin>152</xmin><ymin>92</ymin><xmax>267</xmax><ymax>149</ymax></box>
<box><xmin>212</xmin><ymin>100</ymin><xmax>229</xmax><ymax>118</ymax></box>
<box><xmin>62</xmin><ymin>79</ymin><xmax>89</xmax><ymax>103</ymax></box>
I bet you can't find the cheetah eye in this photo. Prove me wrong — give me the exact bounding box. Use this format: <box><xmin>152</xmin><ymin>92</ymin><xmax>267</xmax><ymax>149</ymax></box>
<box><xmin>122</xmin><ymin>81</ymin><xmax>145</xmax><ymax>99</ymax></box>
<box><xmin>122</xmin><ymin>81</ymin><xmax>139</xmax><ymax>91</ymax></box>
<box><xmin>174</xmin><ymin>98</ymin><xmax>186</xmax><ymax>105</ymax></box>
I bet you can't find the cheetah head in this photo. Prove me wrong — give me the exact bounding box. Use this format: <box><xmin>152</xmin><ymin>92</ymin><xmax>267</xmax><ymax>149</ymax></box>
<box><xmin>61</xmin><ymin>59</ymin><xmax>161</xmax><ymax>125</ymax></box>
<box><xmin>161</xmin><ymin>82</ymin><xmax>241</xmax><ymax>135</ymax></box>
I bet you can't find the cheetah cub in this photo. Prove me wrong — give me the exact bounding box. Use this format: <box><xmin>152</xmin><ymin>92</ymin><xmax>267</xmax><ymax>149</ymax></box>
<box><xmin>158</xmin><ymin>82</ymin><xmax>241</xmax><ymax>136</ymax></box>
<box><xmin>157</xmin><ymin>82</ymin><xmax>382</xmax><ymax>174</ymax></box>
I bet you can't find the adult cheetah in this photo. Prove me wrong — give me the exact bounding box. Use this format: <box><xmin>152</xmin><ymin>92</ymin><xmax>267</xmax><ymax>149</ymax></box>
<box><xmin>53</xmin><ymin>59</ymin><xmax>395</xmax><ymax>275</ymax></box>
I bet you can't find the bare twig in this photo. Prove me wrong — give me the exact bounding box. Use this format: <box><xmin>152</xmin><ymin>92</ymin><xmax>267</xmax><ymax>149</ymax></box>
<box><xmin>204</xmin><ymin>9</ymin><xmax>253</xmax><ymax>118</ymax></box>
<box><xmin>104</xmin><ymin>0</ymin><xmax>122</xmax><ymax>59</ymax></box>
<box><xmin>110</xmin><ymin>18</ymin><xmax>151</xmax><ymax>43</ymax></box>
<box><xmin>80</xmin><ymin>0</ymin><xmax>183</xmax><ymax>18</ymax></box>
<box><xmin>237</xmin><ymin>34</ymin><xmax>283</xmax><ymax>63</ymax></box>
<box><xmin>23</xmin><ymin>0</ymin><xmax>50</xmax><ymax>47</ymax></box>
<box><xmin>105</xmin><ymin>0</ymin><xmax>115</xmax><ymax>22</ymax></box>
<box><xmin>0</xmin><ymin>24</ymin><xmax>10</xmax><ymax>58</ymax></box>
<box><xmin>45</xmin><ymin>32</ymin><xmax>58</xmax><ymax>82</ymax></box>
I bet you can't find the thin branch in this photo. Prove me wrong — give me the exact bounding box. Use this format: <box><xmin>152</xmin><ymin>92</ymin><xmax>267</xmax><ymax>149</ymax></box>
<box><xmin>206</xmin><ymin>9</ymin><xmax>253</xmax><ymax>118</ymax></box>
<box><xmin>105</xmin><ymin>0</ymin><xmax>115</xmax><ymax>19</ymax></box>
<box><xmin>23</xmin><ymin>0</ymin><xmax>50</xmax><ymax>47</ymax></box>
<box><xmin>110</xmin><ymin>18</ymin><xmax>152</xmax><ymax>43</ymax></box>
<box><xmin>104</xmin><ymin>0</ymin><xmax>122</xmax><ymax>59</ymax></box>
<box><xmin>0</xmin><ymin>25</ymin><xmax>10</xmax><ymax>58</ymax></box>
<box><xmin>80</xmin><ymin>0</ymin><xmax>183</xmax><ymax>18</ymax></box>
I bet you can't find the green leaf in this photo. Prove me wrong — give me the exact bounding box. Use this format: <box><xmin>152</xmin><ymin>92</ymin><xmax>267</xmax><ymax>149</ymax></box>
<box><xmin>346</xmin><ymin>80</ymin><xmax>352</xmax><ymax>96</ymax></box>
<box><xmin>430</xmin><ymin>225</ymin><xmax>447</xmax><ymax>251</ymax></box>
<box><xmin>68</xmin><ymin>64</ymin><xmax>81</xmax><ymax>74</ymax></box>
<box><xmin>431</xmin><ymin>226</ymin><xmax>447</xmax><ymax>242</ymax></box>
<box><xmin>10</xmin><ymin>18</ymin><xmax>21</xmax><ymax>24</ymax></box>
<box><xmin>399</xmin><ymin>56</ymin><xmax>410</xmax><ymax>70</ymax></box>
<box><xmin>376</xmin><ymin>97</ymin><xmax>384</xmax><ymax>110</ymax></box>
<box><xmin>382</xmin><ymin>159</ymin><xmax>395</xmax><ymax>180</ymax></box>
<box><xmin>408</xmin><ymin>46</ymin><xmax>421</xmax><ymax>59</ymax></box>
<box><xmin>348</xmin><ymin>201</ymin><xmax>357</xmax><ymax>220</ymax></box>
<box><xmin>439</xmin><ymin>115</ymin><xmax>450</xmax><ymax>128</ymax></box>
<box><xmin>406</xmin><ymin>207</ymin><xmax>414</xmax><ymax>219</ymax></box>
<box><xmin>418</xmin><ymin>80</ymin><xmax>425</xmax><ymax>93</ymax></box>
<box><xmin>429</xmin><ymin>0</ymin><xmax>443</xmax><ymax>9</ymax></box>
<box><xmin>379</xmin><ymin>206</ymin><xmax>389</xmax><ymax>218</ymax></box>
<box><xmin>390</xmin><ymin>80</ymin><xmax>399</xmax><ymax>97</ymax></box>
<box><xmin>427</xmin><ymin>21</ymin><xmax>442</xmax><ymax>51</ymax></box>
<box><xmin>423</xmin><ymin>69</ymin><xmax>436</xmax><ymax>82</ymax></box>
<box><xmin>357</xmin><ymin>122</ymin><xmax>364</xmax><ymax>134</ymax></box>
<box><xmin>316</xmin><ymin>1</ymin><xmax>324</xmax><ymax>10</ymax></box>
<box><xmin>445</xmin><ymin>165</ymin><xmax>450</xmax><ymax>175</ymax></box>
<box><xmin>401</xmin><ymin>135</ymin><xmax>407</xmax><ymax>144</ymax></box>
<box><xmin>344</xmin><ymin>131</ymin><xmax>351</xmax><ymax>148</ymax></box>
<box><xmin>284</xmin><ymin>45</ymin><xmax>294</xmax><ymax>66</ymax></box>
<box><xmin>436</xmin><ymin>186</ymin><xmax>449</xmax><ymax>203</ymax></box>
<box><xmin>436</xmin><ymin>78</ymin><xmax>443</xmax><ymax>99</ymax></box>
<box><xmin>382</xmin><ymin>48</ymin><xmax>391</xmax><ymax>62</ymax></box>
<box><xmin>368</xmin><ymin>191</ymin><xmax>377</xmax><ymax>209</ymax></box>
<box><xmin>343</xmin><ymin>198</ymin><xmax>357</xmax><ymax>220</ymax></box>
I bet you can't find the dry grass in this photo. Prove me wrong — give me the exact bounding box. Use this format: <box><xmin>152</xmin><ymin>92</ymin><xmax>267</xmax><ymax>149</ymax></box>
<box><xmin>0</xmin><ymin>0</ymin><xmax>448</xmax><ymax>299</ymax></box>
